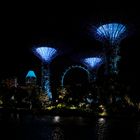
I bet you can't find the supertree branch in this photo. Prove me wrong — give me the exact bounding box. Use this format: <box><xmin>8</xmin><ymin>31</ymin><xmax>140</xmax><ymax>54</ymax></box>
<box><xmin>33</xmin><ymin>46</ymin><xmax>57</xmax><ymax>64</ymax></box>
<box><xmin>93</xmin><ymin>23</ymin><xmax>127</xmax><ymax>46</ymax></box>
<box><xmin>82</xmin><ymin>57</ymin><xmax>103</xmax><ymax>70</ymax></box>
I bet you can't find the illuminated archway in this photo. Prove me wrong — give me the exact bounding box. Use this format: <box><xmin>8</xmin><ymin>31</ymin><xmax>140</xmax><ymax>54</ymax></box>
<box><xmin>61</xmin><ymin>65</ymin><xmax>91</xmax><ymax>88</ymax></box>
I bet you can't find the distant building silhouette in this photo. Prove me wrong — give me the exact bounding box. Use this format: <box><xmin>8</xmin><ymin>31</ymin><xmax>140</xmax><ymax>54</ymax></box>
<box><xmin>25</xmin><ymin>70</ymin><xmax>37</xmax><ymax>86</ymax></box>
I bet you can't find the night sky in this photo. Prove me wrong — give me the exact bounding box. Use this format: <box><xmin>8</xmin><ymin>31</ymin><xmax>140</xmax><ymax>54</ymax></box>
<box><xmin>0</xmin><ymin>2</ymin><xmax>140</xmax><ymax>87</ymax></box>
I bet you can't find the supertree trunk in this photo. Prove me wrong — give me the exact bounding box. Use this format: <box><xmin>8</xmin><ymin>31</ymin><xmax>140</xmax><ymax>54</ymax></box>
<box><xmin>41</xmin><ymin>62</ymin><xmax>52</xmax><ymax>99</ymax></box>
<box><xmin>105</xmin><ymin>45</ymin><xmax>121</xmax><ymax>75</ymax></box>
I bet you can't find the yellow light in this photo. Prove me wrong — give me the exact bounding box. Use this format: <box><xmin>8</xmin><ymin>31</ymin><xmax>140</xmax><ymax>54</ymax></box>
<box><xmin>46</xmin><ymin>106</ymin><xmax>55</xmax><ymax>110</ymax></box>
<box><xmin>69</xmin><ymin>105</ymin><xmax>77</xmax><ymax>110</ymax></box>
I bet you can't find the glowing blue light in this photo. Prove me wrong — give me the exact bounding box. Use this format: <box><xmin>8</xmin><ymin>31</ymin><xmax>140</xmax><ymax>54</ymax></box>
<box><xmin>96</xmin><ymin>23</ymin><xmax>126</xmax><ymax>45</ymax></box>
<box><xmin>83</xmin><ymin>57</ymin><xmax>102</xmax><ymax>69</ymax></box>
<box><xmin>34</xmin><ymin>47</ymin><xmax>57</xmax><ymax>63</ymax></box>
<box><xmin>41</xmin><ymin>66</ymin><xmax>52</xmax><ymax>99</ymax></box>
<box><xmin>32</xmin><ymin>46</ymin><xmax>57</xmax><ymax>100</ymax></box>
<box><xmin>26</xmin><ymin>70</ymin><xmax>36</xmax><ymax>78</ymax></box>
<box><xmin>44</xmin><ymin>79</ymin><xmax>52</xmax><ymax>99</ymax></box>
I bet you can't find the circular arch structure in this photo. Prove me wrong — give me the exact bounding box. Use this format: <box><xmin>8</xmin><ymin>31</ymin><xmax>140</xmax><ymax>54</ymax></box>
<box><xmin>61</xmin><ymin>65</ymin><xmax>91</xmax><ymax>88</ymax></box>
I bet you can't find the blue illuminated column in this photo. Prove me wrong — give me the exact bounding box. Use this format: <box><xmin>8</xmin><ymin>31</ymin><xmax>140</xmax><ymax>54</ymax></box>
<box><xmin>82</xmin><ymin>57</ymin><xmax>103</xmax><ymax>81</ymax></box>
<box><xmin>41</xmin><ymin>64</ymin><xmax>51</xmax><ymax>97</ymax></box>
<box><xmin>93</xmin><ymin>23</ymin><xmax>128</xmax><ymax>75</ymax></box>
<box><xmin>33</xmin><ymin>46</ymin><xmax>57</xmax><ymax>100</ymax></box>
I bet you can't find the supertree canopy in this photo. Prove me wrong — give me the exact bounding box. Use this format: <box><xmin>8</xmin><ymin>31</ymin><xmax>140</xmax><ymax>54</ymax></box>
<box><xmin>33</xmin><ymin>47</ymin><xmax>57</xmax><ymax>64</ymax></box>
<box><xmin>82</xmin><ymin>57</ymin><xmax>103</xmax><ymax>81</ymax></box>
<box><xmin>83</xmin><ymin>57</ymin><xmax>103</xmax><ymax>70</ymax></box>
<box><xmin>93</xmin><ymin>23</ymin><xmax>128</xmax><ymax>75</ymax></box>
<box><xmin>33</xmin><ymin>46</ymin><xmax>58</xmax><ymax>100</ymax></box>
<box><xmin>95</xmin><ymin>23</ymin><xmax>127</xmax><ymax>45</ymax></box>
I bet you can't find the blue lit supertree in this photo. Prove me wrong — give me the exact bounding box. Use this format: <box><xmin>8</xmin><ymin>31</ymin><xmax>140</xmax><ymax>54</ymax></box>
<box><xmin>33</xmin><ymin>46</ymin><xmax>57</xmax><ymax>99</ymax></box>
<box><xmin>83</xmin><ymin>57</ymin><xmax>103</xmax><ymax>70</ymax></box>
<box><xmin>93</xmin><ymin>23</ymin><xmax>128</xmax><ymax>75</ymax></box>
<box><xmin>82</xmin><ymin>56</ymin><xmax>103</xmax><ymax>81</ymax></box>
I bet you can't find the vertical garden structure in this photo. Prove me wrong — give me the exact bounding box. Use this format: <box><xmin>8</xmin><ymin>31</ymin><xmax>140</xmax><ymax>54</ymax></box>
<box><xmin>93</xmin><ymin>23</ymin><xmax>128</xmax><ymax>75</ymax></box>
<box><xmin>33</xmin><ymin>46</ymin><xmax>57</xmax><ymax>99</ymax></box>
<box><xmin>82</xmin><ymin>57</ymin><xmax>103</xmax><ymax>81</ymax></box>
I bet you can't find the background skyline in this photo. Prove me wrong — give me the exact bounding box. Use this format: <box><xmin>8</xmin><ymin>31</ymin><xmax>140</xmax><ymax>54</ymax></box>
<box><xmin>0</xmin><ymin>2</ymin><xmax>139</xmax><ymax>87</ymax></box>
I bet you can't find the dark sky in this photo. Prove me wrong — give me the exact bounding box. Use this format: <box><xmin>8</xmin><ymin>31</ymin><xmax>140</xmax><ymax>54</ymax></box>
<box><xmin>0</xmin><ymin>2</ymin><xmax>140</xmax><ymax>86</ymax></box>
